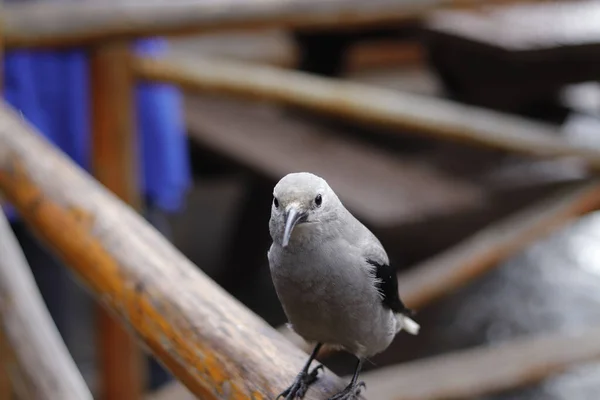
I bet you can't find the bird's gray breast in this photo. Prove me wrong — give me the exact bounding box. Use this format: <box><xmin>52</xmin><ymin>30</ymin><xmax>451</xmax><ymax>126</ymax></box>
<box><xmin>268</xmin><ymin>240</ymin><xmax>395</xmax><ymax>357</ymax></box>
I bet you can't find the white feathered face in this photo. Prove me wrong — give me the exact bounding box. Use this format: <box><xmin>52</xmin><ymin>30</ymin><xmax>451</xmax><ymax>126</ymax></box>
<box><xmin>269</xmin><ymin>172</ymin><xmax>340</xmax><ymax>247</ymax></box>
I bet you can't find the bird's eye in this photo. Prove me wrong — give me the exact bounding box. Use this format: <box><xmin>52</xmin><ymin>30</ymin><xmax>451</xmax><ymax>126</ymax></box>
<box><xmin>273</xmin><ymin>197</ymin><xmax>279</xmax><ymax>208</ymax></box>
<box><xmin>315</xmin><ymin>194</ymin><xmax>322</xmax><ymax>207</ymax></box>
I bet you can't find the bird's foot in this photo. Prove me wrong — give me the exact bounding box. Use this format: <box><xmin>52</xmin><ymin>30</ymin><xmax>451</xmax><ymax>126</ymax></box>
<box><xmin>327</xmin><ymin>381</ymin><xmax>366</xmax><ymax>400</ymax></box>
<box><xmin>277</xmin><ymin>364</ymin><xmax>324</xmax><ymax>400</ymax></box>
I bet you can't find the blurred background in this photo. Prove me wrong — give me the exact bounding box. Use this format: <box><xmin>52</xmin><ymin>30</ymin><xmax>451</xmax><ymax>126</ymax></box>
<box><xmin>3</xmin><ymin>0</ymin><xmax>600</xmax><ymax>399</ymax></box>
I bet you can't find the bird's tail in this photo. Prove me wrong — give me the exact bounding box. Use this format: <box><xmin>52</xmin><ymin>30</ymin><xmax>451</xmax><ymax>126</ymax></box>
<box><xmin>395</xmin><ymin>313</ymin><xmax>420</xmax><ymax>335</ymax></box>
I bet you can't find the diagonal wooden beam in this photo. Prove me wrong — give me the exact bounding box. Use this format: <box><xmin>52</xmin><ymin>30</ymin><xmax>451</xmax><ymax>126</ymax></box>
<box><xmin>356</xmin><ymin>326</ymin><xmax>600</xmax><ymax>400</ymax></box>
<box><xmin>0</xmin><ymin>101</ymin><xmax>359</xmax><ymax>399</ymax></box>
<box><xmin>397</xmin><ymin>180</ymin><xmax>600</xmax><ymax>310</ymax></box>
<box><xmin>3</xmin><ymin>0</ymin><xmax>548</xmax><ymax>49</ymax></box>
<box><xmin>0</xmin><ymin>209</ymin><xmax>93</xmax><ymax>400</ymax></box>
<box><xmin>135</xmin><ymin>55</ymin><xmax>600</xmax><ymax>170</ymax></box>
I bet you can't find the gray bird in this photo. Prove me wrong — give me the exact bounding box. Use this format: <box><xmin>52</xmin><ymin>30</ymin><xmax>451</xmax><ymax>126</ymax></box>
<box><xmin>268</xmin><ymin>172</ymin><xmax>420</xmax><ymax>400</ymax></box>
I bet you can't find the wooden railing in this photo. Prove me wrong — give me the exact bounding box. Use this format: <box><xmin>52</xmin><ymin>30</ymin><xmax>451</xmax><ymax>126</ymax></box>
<box><xmin>0</xmin><ymin>103</ymin><xmax>350</xmax><ymax>399</ymax></box>
<box><xmin>1</xmin><ymin>1</ymin><xmax>600</xmax><ymax>399</ymax></box>
<box><xmin>3</xmin><ymin>0</ymin><xmax>546</xmax><ymax>48</ymax></box>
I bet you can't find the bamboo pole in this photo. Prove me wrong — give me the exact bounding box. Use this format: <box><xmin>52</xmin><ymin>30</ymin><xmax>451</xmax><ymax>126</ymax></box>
<box><xmin>3</xmin><ymin>0</ymin><xmax>547</xmax><ymax>49</ymax></box>
<box><xmin>0</xmin><ymin>209</ymin><xmax>94</xmax><ymax>400</ymax></box>
<box><xmin>0</xmin><ymin>101</ymin><xmax>356</xmax><ymax>399</ymax></box>
<box><xmin>90</xmin><ymin>41</ymin><xmax>144</xmax><ymax>400</ymax></box>
<box><xmin>135</xmin><ymin>55</ymin><xmax>600</xmax><ymax>170</ymax></box>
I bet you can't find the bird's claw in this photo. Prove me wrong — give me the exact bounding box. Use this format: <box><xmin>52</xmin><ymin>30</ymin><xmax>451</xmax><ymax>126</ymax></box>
<box><xmin>327</xmin><ymin>381</ymin><xmax>366</xmax><ymax>400</ymax></box>
<box><xmin>276</xmin><ymin>364</ymin><xmax>324</xmax><ymax>400</ymax></box>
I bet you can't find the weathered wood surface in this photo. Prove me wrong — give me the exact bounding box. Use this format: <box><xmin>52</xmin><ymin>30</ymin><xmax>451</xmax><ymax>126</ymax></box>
<box><xmin>160</xmin><ymin>326</ymin><xmax>600</xmax><ymax>400</ymax></box>
<box><xmin>280</xmin><ymin>180</ymin><xmax>600</xmax><ymax>352</ymax></box>
<box><xmin>357</xmin><ymin>326</ymin><xmax>600</xmax><ymax>400</ymax></box>
<box><xmin>0</xmin><ymin>210</ymin><xmax>93</xmax><ymax>400</ymax></box>
<box><xmin>90</xmin><ymin>41</ymin><xmax>145</xmax><ymax>400</ymax></box>
<box><xmin>3</xmin><ymin>0</ymin><xmax>546</xmax><ymax>49</ymax></box>
<box><xmin>0</xmin><ymin>101</ymin><xmax>358</xmax><ymax>399</ymax></box>
<box><xmin>185</xmin><ymin>95</ymin><xmax>484</xmax><ymax>228</ymax></box>
<box><xmin>423</xmin><ymin>1</ymin><xmax>600</xmax><ymax>112</ymax></box>
<box><xmin>397</xmin><ymin>180</ymin><xmax>600</xmax><ymax>310</ymax></box>
<box><xmin>427</xmin><ymin>0</ymin><xmax>600</xmax><ymax>52</ymax></box>
<box><xmin>136</xmin><ymin>55</ymin><xmax>600</xmax><ymax>169</ymax></box>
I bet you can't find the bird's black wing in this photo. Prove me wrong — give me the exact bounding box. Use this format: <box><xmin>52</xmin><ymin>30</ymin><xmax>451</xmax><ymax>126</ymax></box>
<box><xmin>366</xmin><ymin>259</ymin><xmax>414</xmax><ymax>316</ymax></box>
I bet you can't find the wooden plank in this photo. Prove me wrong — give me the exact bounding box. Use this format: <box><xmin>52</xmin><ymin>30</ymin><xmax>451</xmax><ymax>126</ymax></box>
<box><xmin>3</xmin><ymin>0</ymin><xmax>549</xmax><ymax>49</ymax></box>
<box><xmin>90</xmin><ymin>42</ymin><xmax>144</xmax><ymax>400</ymax></box>
<box><xmin>0</xmin><ymin>210</ymin><xmax>93</xmax><ymax>400</ymax></box>
<box><xmin>423</xmin><ymin>1</ymin><xmax>600</xmax><ymax>111</ymax></box>
<box><xmin>357</xmin><ymin>326</ymin><xmax>600</xmax><ymax>400</ymax></box>
<box><xmin>397</xmin><ymin>180</ymin><xmax>600</xmax><ymax>309</ymax></box>
<box><xmin>135</xmin><ymin>55</ymin><xmax>600</xmax><ymax>170</ymax></box>
<box><xmin>426</xmin><ymin>1</ymin><xmax>600</xmax><ymax>52</ymax></box>
<box><xmin>184</xmin><ymin>95</ymin><xmax>484</xmax><ymax>228</ymax></box>
<box><xmin>0</xmin><ymin>101</ymin><xmax>358</xmax><ymax>399</ymax></box>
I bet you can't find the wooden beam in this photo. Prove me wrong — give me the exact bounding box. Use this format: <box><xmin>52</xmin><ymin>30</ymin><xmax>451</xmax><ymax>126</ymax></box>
<box><xmin>397</xmin><ymin>180</ymin><xmax>600</xmax><ymax>310</ymax></box>
<box><xmin>90</xmin><ymin>41</ymin><xmax>144</xmax><ymax>400</ymax></box>
<box><xmin>279</xmin><ymin>180</ymin><xmax>600</xmax><ymax>353</ymax></box>
<box><xmin>184</xmin><ymin>95</ymin><xmax>484</xmax><ymax>228</ymax></box>
<box><xmin>135</xmin><ymin>55</ymin><xmax>600</xmax><ymax>170</ymax></box>
<box><xmin>0</xmin><ymin>101</ymin><xmax>357</xmax><ymax>399</ymax></box>
<box><xmin>0</xmin><ymin>209</ymin><xmax>93</xmax><ymax>400</ymax></box>
<box><xmin>0</xmin><ymin>4</ymin><xmax>10</xmax><ymax>397</ymax></box>
<box><xmin>357</xmin><ymin>326</ymin><xmax>600</xmax><ymax>400</ymax></box>
<box><xmin>3</xmin><ymin>0</ymin><xmax>550</xmax><ymax>49</ymax></box>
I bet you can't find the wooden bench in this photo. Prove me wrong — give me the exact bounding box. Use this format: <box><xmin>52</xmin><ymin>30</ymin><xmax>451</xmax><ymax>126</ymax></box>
<box><xmin>423</xmin><ymin>0</ymin><xmax>600</xmax><ymax>113</ymax></box>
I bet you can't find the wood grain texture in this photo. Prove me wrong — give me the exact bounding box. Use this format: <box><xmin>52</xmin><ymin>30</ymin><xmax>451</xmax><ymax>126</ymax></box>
<box><xmin>0</xmin><ymin>210</ymin><xmax>93</xmax><ymax>400</ymax></box>
<box><xmin>135</xmin><ymin>55</ymin><xmax>600</xmax><ymax>170</ymax></box>
<box><xmin>0</xmin><ymin>101</ymin><xmax>357</xmax><ymax>399</ymax></box>
<box><xmin>3</xmin><ymin>0</ymin><xmax>547</xmax><ymax>49</ymax></box>
<box><xmin>90</xmin><ymin>41</ymin><xmax>145</xmax><ymax>400</ymax></box>
<box><xmin>357</xmin><ymin>326</ymin><xmax>600</xmax><ymax>400</ymax></box>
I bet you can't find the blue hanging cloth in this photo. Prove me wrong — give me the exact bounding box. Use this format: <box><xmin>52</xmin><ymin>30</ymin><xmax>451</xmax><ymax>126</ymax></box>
<box><xmin>2</xmin><ymin>38</ymin><xmax>192</xmax><ymax>218</ymax></box>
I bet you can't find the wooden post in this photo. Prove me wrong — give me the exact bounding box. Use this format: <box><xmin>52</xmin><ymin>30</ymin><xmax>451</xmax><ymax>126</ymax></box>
<box><xmin>0</xmin><ymin>4</ymin><xmax>12</xmax><ymax>398</ymax></box>
<box><xmin>90</xmin><ymin>41</ymin><xmax>144</xmax><ymax>400</ymax></box>
<box><xmin>0</xmin><ymin>210</ymin><xmax>94</xmax><ymax>400</ymax></box>
<box><xmin>0</xmin><ymin>101</ymin><xmax>353</xmax><ymax>399</ymax></box>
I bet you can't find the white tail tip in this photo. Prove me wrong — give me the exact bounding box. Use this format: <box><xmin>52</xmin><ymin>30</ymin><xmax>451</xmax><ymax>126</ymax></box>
<box><xmin>398</xmin><ymin>315</ymin><xmax>420</xmax><ymax>335</ymax></box>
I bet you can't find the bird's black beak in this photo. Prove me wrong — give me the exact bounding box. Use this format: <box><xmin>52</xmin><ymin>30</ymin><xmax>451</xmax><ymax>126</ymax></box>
<box><xmin>282</xmin><ymin>206</ymin><xmax>306</xmax><ymax>248</ymax></box>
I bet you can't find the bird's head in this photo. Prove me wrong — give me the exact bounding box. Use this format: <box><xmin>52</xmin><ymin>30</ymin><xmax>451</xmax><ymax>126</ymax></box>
<box><xmin>269</xmin><ymin>172</ymin><xmax>341</xmax><ymax>248</ymax></box>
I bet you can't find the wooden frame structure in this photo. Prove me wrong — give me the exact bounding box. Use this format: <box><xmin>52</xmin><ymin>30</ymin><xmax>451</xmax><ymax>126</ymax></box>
<box><xmin>2</xmin><ymin>1</ymin><xmax>600</xmax><ymax>399</ymax></box>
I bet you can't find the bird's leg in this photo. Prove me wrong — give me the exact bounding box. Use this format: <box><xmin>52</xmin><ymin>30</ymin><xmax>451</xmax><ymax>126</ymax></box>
<box><xmin>327</xmin><ymin>358</ymin><xmax>365</xmax><ymax>400</ymax></box>
<box><xmin>277</xmin><ymin>343</ymin><xmax>324</xmax><ymax>400</ymax></box>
